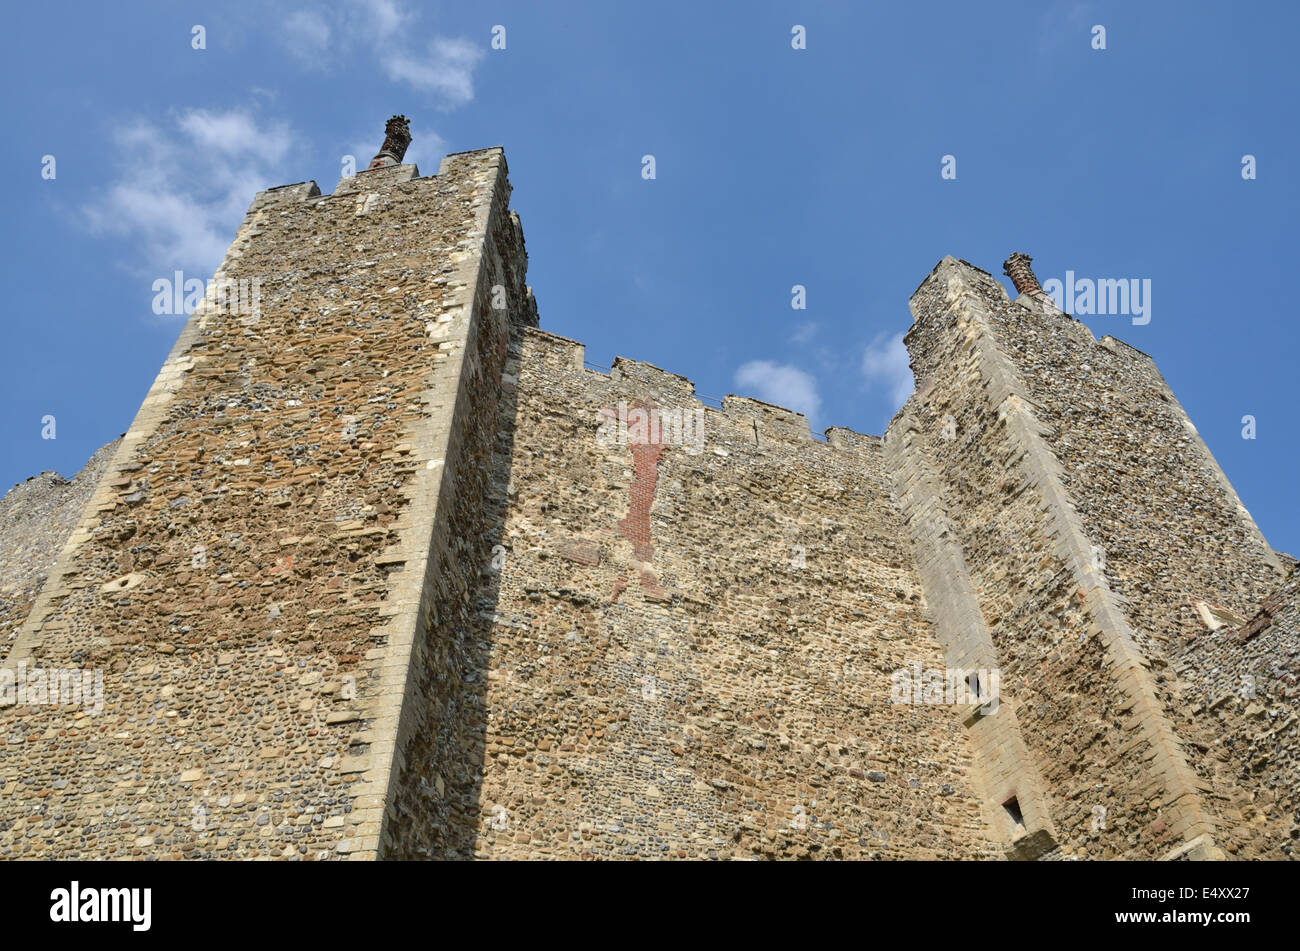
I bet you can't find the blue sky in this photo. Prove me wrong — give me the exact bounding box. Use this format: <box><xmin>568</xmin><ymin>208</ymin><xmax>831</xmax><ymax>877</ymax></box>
<box><xmin>2</xmin><ymin>0</ymin><xmax>1297</xmax><ymax>554</ymax></box>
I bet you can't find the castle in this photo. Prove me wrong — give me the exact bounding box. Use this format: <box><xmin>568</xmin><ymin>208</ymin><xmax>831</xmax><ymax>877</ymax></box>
<box><xmin>1</xmin><ymin>118</ymin><xmax>1296</xmax><ymax>860</ymax></box>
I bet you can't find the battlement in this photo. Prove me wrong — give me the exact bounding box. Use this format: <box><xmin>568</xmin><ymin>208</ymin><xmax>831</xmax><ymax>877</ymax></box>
<box><xmin>519</xmin><ymin>326</ymin><xmax>585</xmax><ymax>369</ymax></box>
<box><xmin>825</xmin><ymin>426</ymin><xmax>880</xmax><ymax>450</ymax></box>
<box><xmin>522</xmin><ymin>330</ymin><xmax>888</xmax><ymax>455</ymax></box>
<box><xmin>609</xmin><ymin>355</ymin><xmax>697</xmax><ymax>404</ymax></box>
<box><xmin>519</xmin><ymin>327</ymin><xmax>892</xmax><ymax>463</ymax></box>
<box><xmin>334</xmin><ymin>162</ymin><xmax>420</xmax><ymax>194</ymax></box>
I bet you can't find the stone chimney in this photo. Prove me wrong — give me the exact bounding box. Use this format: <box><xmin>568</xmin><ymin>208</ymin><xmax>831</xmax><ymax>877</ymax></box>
<box><xmin>1002</xmin><ymin>252</ymin><xmax>1042</xmax><ymax>297</ymax></box>
<box><xmin>368</xmin><ymin>115</ymin><xmax>413</xmax><ymax>169</ymax></box>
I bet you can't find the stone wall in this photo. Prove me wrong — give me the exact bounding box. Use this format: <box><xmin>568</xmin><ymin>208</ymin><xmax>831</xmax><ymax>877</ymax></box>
<box><xmin>984</xmin><ymin>292</ymin><xmax>1283</xmax><ymax>648</ymax></box>
<box><xmin>0</xmin><ymin>439</ymin><xmax>120</xmax><ymax>661</ymax></box>
<box><xmin>0</xmin><ymin>149</ymin><xmax>523</xmax><ymax>859</ymax></box>
<box><xmin>975</xmin><ymin>287</ymin><xmax>1290</xmax><ymax>858</ymax></box>
<box><xmin>456</xmin><ymin>328</ymin><xmax>998</xmax><ymax>859</ymax></box>
<box><xmin>1</xmin><ymin>135</ymin><xmax>1291</xmax><ymax>861</ymax></box>
<box><xmin>888</xmin><ymin>259</ymin><xmax>1216</xmax><ymax>858</ymax></box>
<box><xmin>883</xmin><ymin>403</ymin><xmax>1058</xmax><ymax>859</ymax></box>
<box><xmin>373</xmin><ymin>156</ymin><xmax>536</xmax><ymax>860</ymax></box>
<box><xmin>1175</xmin><ymin>567</ymin><xmax>1300</xmax><ymax>859</ymax></box>
<box><xmin>886</xmin><ymin>257</ymin><xmax>1295</xmax><ymax>860</ymax></box>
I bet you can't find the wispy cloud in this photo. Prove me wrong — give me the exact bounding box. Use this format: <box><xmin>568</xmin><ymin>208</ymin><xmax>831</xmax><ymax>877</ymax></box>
<box><xmin>283</xmin><ymin>10</ymin><xmax>331</xmax><ymax>65</ymax></box>
<box><xmin>733</xmin><ymin>361</ymin><xmax>822</xmax><ymax>424</ymax></box>
<box><xmin>175</xmin><ymin>110</ymin><xmax>289</xmax><ymax>162</ymax></box>
<box><xmin>861</xmin><ymin>331</ymin><xmax>912</xmax><ymax>411</ymax></box>
<box><xmin>789</xmin><ymin>321</ymin><xmax>817</xmax><ymax>344</ymax></box>
<box><xmin>385</xmin><ymin>37</ymin><xmax>484</xmax><ymax>107</ymax></box>
<box><xmin>82</xmin><ymin>108</ymin><xmax>296</xmax><ymax>281</ymax></box>
<box><xmin>350</xmin><ymin>0</ymin><xmax>409</xmax><ymax>41</ymax></box>
<box><xmin>277</xmin><ymin>1</ymin><xmax>484</xmax><ymax>109</ymax></box>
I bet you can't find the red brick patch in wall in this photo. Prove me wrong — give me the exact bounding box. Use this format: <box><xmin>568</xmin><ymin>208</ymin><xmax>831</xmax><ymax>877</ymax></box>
<box><xmin>617</xmin><ymin>442</ymin><xmax>662</xmax><ymax>562</ymax></box>
<box><xmin>558</xmin><ymin>537</ymin><xmax>600</xmax><ymax>566</ymax></box>
<box><xmin>613</xmin><ymin>430</ymin><xmax>670</xmax><ymax>603</ymax></box>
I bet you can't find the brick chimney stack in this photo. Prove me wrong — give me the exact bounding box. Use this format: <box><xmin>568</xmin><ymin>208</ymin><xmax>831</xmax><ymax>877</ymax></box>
<box><xmin>1002</xmin><ymin>252</ymin><xmax>1042</xmax><ymax>297</ymax></box>
<box><xmin>369</xmin><ymin>115</ymin><xmax>413</xmax><ymax>169</ymax></box>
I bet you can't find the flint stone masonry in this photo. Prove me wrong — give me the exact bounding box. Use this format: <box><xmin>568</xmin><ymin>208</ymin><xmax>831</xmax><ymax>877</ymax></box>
<box><xmin>887</xmin><ymin>257</ymin><xmax>1294</xmax><ymax>859</ymax></box>
<box><xmin>455</xmin><ymin>333</ymin><xmax>997</xmax><ymax>860</ymax></box>
<box><xmin>0</xmin><ymin>439</ymin><xmax>121</xmax><ymax>660</ymax></box>
<box><xmin>0</xmin><ymin>148</ymin><xmax>531</xmax><ymax>860</ymax></box>
<box><xmin>0</xmin><ymin>145</ymin><xmax>1294</xmax><ymax>860</ymax></box>
<box><xmin>975</xmin><ymin>286</ymin><xmax>1290</xmax><ymax>858</ymax></box>
<box><xmin>1174</xmin><ymin>566</ymin><xmax>1300</xmax><ymax>858</ymax></box>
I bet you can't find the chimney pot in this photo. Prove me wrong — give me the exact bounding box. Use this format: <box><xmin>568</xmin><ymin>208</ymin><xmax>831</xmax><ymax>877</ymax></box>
<box><xmin>368</xmin><ymin>115</ymin><xmax>413</xmax><ymax>169</ymax></box>
<box><xmin>1003</xmin><ymin>252</ymin><xmax>1042</xmax><ymax>296</ymax></box>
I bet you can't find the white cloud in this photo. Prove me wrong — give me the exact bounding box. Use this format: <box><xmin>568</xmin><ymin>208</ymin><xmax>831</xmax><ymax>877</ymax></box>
<box><xmin>789</xmin><ymin>321</ymin><xmax>817</xmax><ymax>344</ymax></box>
<box><xmin>733</xmin><ymin>361</ymin><xmax>822</xmax><ymax>424</ymax></box>
<box><xmin>385</xmin><ymin>37</ymin><xmax>484</xmax><ymax>107</ymax></box>
<box><xmin>280</xmin><ymin>2</ymin><xmax>483</xmax><ymax>109</ymax></box>
<box><xmin>177</xmin><ymin>109</ymin><xmax>288</xmax><ymax>162</ymax></box>
<box><xmin>83</xmin><ymin>109</ymin><xmax>296</xmax><ymax>282</ymax></box>
<box><xmin>861</xmin><ymin>332</ymin><xmax>913</xmax><ymax>411</ymax></box>
<box><xmin>349</xmin><ymin>0</ymin><xmax>409</xmax><ymax>41</ymax></box>
<box><xmin>283</xmin><ymin>10</ymin><xmax>332</xmax><ymax>63</ymax></box>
